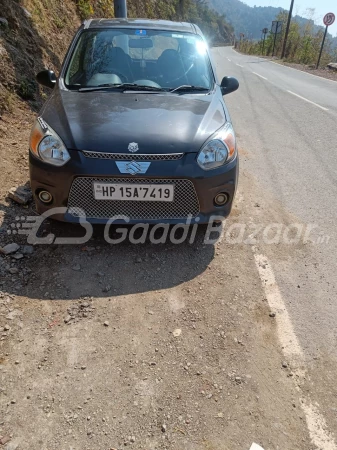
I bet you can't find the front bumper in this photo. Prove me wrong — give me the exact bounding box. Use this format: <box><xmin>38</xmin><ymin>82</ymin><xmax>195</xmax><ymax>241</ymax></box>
<box><xmin>29</xmin><ymin>150</ymin><xmax>239</xmax><ymax>224</ymax></box>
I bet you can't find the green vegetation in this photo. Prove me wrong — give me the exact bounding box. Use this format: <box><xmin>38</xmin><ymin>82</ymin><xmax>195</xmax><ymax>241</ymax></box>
<box><xmin>239</xmin><ymin>11</ymin><xmax>337</xmax><ymax>66</ymax></box>
<box><xmin>17</xmin><ymin>77</ymin><xmax>37</xmax><ymax>100</ymax></box>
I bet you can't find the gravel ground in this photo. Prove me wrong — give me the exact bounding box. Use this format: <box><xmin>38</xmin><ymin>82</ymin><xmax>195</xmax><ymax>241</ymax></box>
<box><xmin>0</xmin><ymin>104</ymin><xmax>314</xmax><ymax>450</ymax></box>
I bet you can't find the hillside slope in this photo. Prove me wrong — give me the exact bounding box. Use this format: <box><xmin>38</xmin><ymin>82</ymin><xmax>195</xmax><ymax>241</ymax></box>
<box><xmin>207</xmin><ymin>0</ymin><xmax>337</xmax><ymax>45</ymax></box>
<box><xmin>207</xmin><ymin>0</ymin><xmax>283</xmax><ymax>39</ymax></box>
<box><xmin>0</xmin><ymin>0</ymin><xmax>234</xmax><ymax>117</ymax></box>
<box><xmin>0</xmin><ymin>0</ymin><xmax>80</xmax><ymax>115</ymax></box>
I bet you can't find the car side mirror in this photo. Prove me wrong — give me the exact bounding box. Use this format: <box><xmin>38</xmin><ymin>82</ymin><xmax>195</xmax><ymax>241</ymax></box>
<box><xmin>221</xmin><ymin>76</ymin><xmax>239</xmax><ymax>95</ymax></box>
<box><xmin>36</xmin><ymin>70</ymin><xmax>57</xmax><ymax>89</ymax></box>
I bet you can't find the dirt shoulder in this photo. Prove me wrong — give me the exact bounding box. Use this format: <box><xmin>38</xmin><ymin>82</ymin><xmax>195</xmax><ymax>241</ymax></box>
<box><xmin>0</xmin><ymin>121</ymin><xmax>312</xmax><ymax>450</ymax></box>
<box><xmin>233</xmin><ymin>48</ymin><xmax>337</xmax><ymax>82</ymax></box>
<box><xmin>273</xmin><ymin>60</ymin><xmax>337</xmax><ymax>82</ymax></box>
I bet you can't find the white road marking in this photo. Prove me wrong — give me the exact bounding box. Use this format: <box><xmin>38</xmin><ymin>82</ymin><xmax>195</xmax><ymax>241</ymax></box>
<box><xmin>249</xmin><ymin>444</ymin><xmax>264</xmax><ymax>450</ymax></box>
<box><xmin>253</xmin><ymin>72</ymin><xmax>268</xmax><ymax>81</ymax></box>
<box><xmin>287</xmin><ymin>90</ymin><xmax>329</xmax><ymax>111</ymax></box>
<box><xmin>236</xmin><ymin>63</ymin><xmax>243</xmax><ymax>67</ymax></box>
<box><xmin>227</xmin><ymin>58</ymin><xmax>231</xmax><ymax>61</ymax></box>
<box><xmin>254</xmin><ymin>252</ymin><xmax>303</xmax><ymax>361</ymax></box>
<box><xmin>301</xmin><ymin>400</ymin><xmax>337</xmax><ymax>450</ymax></box>
<box><xmin>253</xmin><ymin>250</ymin><xmax>337</xmax><ymax>450</ymax></box>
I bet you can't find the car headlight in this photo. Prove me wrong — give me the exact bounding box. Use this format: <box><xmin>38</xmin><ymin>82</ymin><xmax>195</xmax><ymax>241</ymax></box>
<box><xmin>29</xmin><ymin>118</ymin><xmax>70</xmax><ymax>166</ymax></box>
<box><xmin>197</xmin><ymin>122</ymin><xmax>237</xmax><ymax>170</ymax></box>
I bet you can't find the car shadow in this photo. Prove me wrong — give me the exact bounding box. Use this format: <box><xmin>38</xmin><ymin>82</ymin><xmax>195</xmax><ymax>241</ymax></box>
<box><xmin>0</xmin><ymin>202</ymin><xmax>217</xmax><ymax>301</ymax></box>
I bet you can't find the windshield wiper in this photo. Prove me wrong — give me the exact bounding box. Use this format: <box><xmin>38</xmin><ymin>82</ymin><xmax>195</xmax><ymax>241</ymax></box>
<box><xmin>79</xmin><ymin>83</ymin><xmax>165</xmax><ymax>92</ymax></box>
<box><xmin>169</xmin><ymin>85</ymin><xmax>210</xmax><ymax>94</ymax></box>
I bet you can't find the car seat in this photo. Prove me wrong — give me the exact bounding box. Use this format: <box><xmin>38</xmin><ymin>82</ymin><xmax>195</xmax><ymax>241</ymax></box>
<box><xmin>157</xmin><ymin>49</ymin><xmax>188</xmax><ymax>87</ymax></box>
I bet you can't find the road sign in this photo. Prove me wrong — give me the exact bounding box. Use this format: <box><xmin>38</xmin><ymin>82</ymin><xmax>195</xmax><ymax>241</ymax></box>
<box><xmin>323</xmin><ymin>12</ymin><xmax>335</xmax><ymax>26</ymax></box>
<box><xmin>271</xmin><ymin>20</ymin><xmax>283</xmax><ymax>34</ymax></box>
<box><xmin>317</xmin><ymin>13</ymin><xmax>336</xmax><ymax>68</ymax></box>
<box><xmin>262</xmin><ymin>28</ymin><xmax>268</xmax><ymax>34</ymax></box>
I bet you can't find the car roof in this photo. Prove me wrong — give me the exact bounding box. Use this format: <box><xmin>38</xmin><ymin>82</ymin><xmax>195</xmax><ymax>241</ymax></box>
<box><xmin>84</xmin><ymin>18</ymin><xmax>201</xmax><ymax>35</ymax></box>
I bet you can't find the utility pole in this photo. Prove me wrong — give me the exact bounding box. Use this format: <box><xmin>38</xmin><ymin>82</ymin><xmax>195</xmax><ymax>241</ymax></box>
<box><xmin>281</xmin><ymin>0</ymin><xmax>294</xmax><ymax>59</ymax></box>
<box><xmin>239</xmin><ymin>33</ymin><xmax>244</xmax><ymax>50</ymax></box>
<box><xmin>114</xmin><ymin>0</ymin><xmax>127</xmax><ymax>18</ymax></box>
<box><xmin>272</xmin><ymin>21</ymin><xmax>282</xmax><ymax>57</ymax></box>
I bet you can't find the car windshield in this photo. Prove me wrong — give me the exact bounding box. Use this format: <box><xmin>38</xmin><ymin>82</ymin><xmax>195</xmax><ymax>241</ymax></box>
<box><xmin>64</xmin><ymin>28</ymin><xmax>214</xmax><ymax>91</ymax></box>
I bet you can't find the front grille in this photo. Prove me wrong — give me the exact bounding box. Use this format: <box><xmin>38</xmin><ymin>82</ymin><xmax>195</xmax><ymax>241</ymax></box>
<box><xmin>82</xmin><ymin>151</ymin><xmax>184</xmax><ymax>161</ymax></box>
<box><xmin>67</xmin><ymin>177</ymin><xmax>200</xmax><ymax>220</ymax></box>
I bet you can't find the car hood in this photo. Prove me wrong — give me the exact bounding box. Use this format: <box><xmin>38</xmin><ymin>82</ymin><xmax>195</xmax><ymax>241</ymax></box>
<box><xmin>41</xmin><ymin>89</ymin><xmax>227</xmax><ymax>154</ymax></box>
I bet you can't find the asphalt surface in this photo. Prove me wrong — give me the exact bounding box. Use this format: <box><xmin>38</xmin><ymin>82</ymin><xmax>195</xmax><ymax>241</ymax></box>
<box><xmin>213</xmin><ymin>46</ymin><xmax>337</xmax><ymax>354</ymax></box>
<box><xmin>213</xmin><ymin>45</ymin><xmax>337</xmax><ymax>440</ymax></box>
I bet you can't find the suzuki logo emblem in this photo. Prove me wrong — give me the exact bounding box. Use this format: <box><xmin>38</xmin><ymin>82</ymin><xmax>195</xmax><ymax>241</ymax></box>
<box><xmin>116</xmin><ymin>161</ymin><xmax>151</xmax><ymax>175</ymax></box>
<box><xmin>126</xmin><ymin>161</ymin><xmax>141</xmax><ymax>175</ymax></box>
<box><xmin>128</xmin><ymin>142</ymin><xmax>139</xmax><ymax>153</ymax></box>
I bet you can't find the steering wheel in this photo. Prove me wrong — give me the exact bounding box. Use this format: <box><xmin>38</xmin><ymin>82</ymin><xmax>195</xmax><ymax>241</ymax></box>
<box><xmin>160</xmin><ymin>61</ymin><xmax>195</xmax><ymax>86</ymax></box>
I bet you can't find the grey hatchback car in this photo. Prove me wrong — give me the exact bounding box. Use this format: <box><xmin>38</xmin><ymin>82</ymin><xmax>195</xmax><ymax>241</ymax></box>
<box><xmin>30</xmin><ymin>19</ymin><xmax>239</xmax><ymax>224</ymax></box>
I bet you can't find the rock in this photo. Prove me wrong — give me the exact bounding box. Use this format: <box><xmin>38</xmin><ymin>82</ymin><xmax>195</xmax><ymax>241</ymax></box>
<box><xmin>0</xmin><ymin>436</ymin><xmax>11</xmax><ymax>445</ymax></box>
<box><xmin>130</xmin><ymin>436</ymin><xmax>136</xmax><ymax>443</ymax></box>
<box><xmin>102</xmin><ymin>285</ymin><xmax>111</xmax><ymax>293</ymax></box>
<box><xmin>22</xmin><ymin>245</ymin><xmax>34</xmax><ymax>255</ymax></box>
<box><xmin>72</xmin><ymin>264</ymin><xmax>81</xmax><ymax>271</ymax></box>
<box><xmin>21</xmin><ymin>6</ymin><xmax>32</xmax><ymax>17</ymax></box>
<box><xmin>12</xmin><ymin>253</ymin><xmax>24</xmax><ymax>260</ymax></box>
<box><xmin>4</xmin><ymin>324</ymin><xmax>10</xmax><ymax>331</ymax></box>
<box><xmin>8</xmin><ymin>185</ymin><xmax>32</xmax><ymax>205</ymax></box>
<box><xmin>0</xmin><ymin>18</ymin><xmax>9</xmax><ymax>28</ymax></box>
<box><xmin>269</xmin><ymin>312</ymin><xmax>276</xmax><ymax>318</ymax></box>
<box><xmin>5</xmin><ymin>441</ymin><xmax>20</xmax><ymax>450</ymax></box>
<box><xmin>81</xmin><ymin>365</ymin><xmax>87</xmax><ymax>370</ymax></box>
<box><xmin>64</xmin><ymin>315</ymin><xmax>71</xmax><ymax>324</ymax></box>
<box><xmin>161</xmin><ymin>424</ymin><xmax>167</xmax><ymax>433</ymax></box>
<box><xmin>104</xmin><ymin>321</ymin><xmax>110</xmax><ymax>327</ymax></box>
<box><xmin>9</xmin><ymin>267</ymin><xmax>19</xmax><ymax>274</ymax></box>
<box><xmin>235</xmin><ymin>376</ymin><xmax>242</xmax><ymax>383</ymax></box>
<box><xmin>173</xmin><ymin>328</ymin><xmax>182</xmax><ymax>337</ymax></box>
<box><xmin>282</xmin><ymin>361</ymin><xmax>288</xmax><ymax>368</ymax></box>
<box><xmin>0</xmin><ymin>243</ymin><xmax>20</xmax><ymax>255</ymax></box>
<box><xmin>327</xmin><ymin>62</ymin><xmax>337</xmax><ymax>71</ymax></box>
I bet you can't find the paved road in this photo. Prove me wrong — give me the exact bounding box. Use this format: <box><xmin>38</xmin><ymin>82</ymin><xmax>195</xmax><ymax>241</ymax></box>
<box><xmin>212</xmin><ymin>46</ymin><xmax>337</xmax><ymax>446</ymax></box>
<box><xmin>216</xmin><ymin>49</ymin><xmax>337</xmax><ymax>115</ymax></box>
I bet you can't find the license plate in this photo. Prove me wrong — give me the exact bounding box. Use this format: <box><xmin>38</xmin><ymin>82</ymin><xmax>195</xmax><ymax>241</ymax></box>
<box><xmin>93</xmin><ymin>183</ymin><xmax>174</xmax><ymax>202</ymax></box>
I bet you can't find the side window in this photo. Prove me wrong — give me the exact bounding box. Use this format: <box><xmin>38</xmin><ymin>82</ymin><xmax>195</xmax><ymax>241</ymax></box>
<box><xmin>67</xmin><ymin>37</ymin><xmax>83</xmax><ymax>84</ymax></box>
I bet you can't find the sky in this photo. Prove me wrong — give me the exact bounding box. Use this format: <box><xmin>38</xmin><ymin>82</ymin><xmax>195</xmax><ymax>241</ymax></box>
<box><xmin>243</xmin><ymin>0</ymin><xmax>337</xmax><ymax>36</ymax></box>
